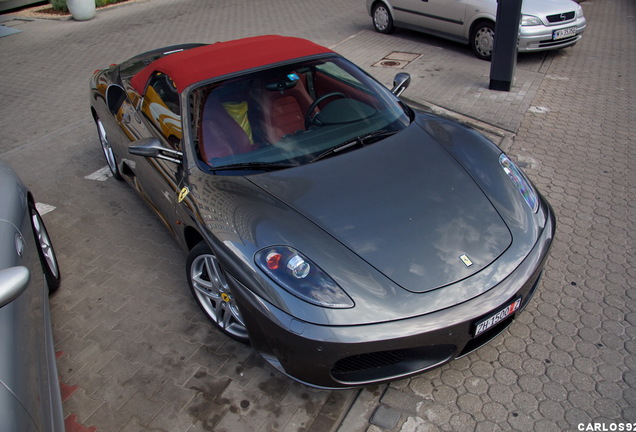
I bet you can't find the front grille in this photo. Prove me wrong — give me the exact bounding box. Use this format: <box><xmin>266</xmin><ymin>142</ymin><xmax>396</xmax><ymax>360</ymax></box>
<box><xmin>331</xmin><ymin>345</ymin><xmax>455</xmax><ymax>384</ymax></box>
<box><xmin>546</xmin><ymin>11</ymin><xmax>575</xmax><ymax>23</ymax></box>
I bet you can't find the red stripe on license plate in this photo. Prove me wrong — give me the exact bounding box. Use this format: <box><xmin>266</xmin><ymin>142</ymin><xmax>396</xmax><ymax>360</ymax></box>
<box><xmin>474</xmin><ymin>298</ymin><xmax>522</xmax><ymax>337</ymax></box>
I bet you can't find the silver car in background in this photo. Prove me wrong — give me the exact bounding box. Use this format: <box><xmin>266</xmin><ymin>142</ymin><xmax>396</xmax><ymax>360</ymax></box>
<box><xmin>366</xmin><ymin>0</ymin><xmax>586</xmax><ymax>60</ymax></box>
<box><xmin>0</xmin><ymin>160</ymin><xmax>64</xmax><ymax>431</ymax></box>
<box><xmin>0</xmin><ymin>0</ymin><xmax>43</xmax><ymax>12</ymax></box>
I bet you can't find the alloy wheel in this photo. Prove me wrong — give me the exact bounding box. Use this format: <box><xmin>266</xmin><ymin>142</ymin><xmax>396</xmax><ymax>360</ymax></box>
<box><xmin>97</xmin><ymin>119</ymin><xmax>120</xmax><ymax>178</ymax></box>
<box><xmin>30</xmin><ymin>205</ymin><xmax>60</xmax><ymax>292</ymax></box>
<box><xmin>189</xmin><ymin>251</ymin><xmax>249</xmax><ymax>341</ymax></box>
<box><xmin>32</xmin><ymin>212</ymin><xmax>59</xmax><ymax>280</ymax></box>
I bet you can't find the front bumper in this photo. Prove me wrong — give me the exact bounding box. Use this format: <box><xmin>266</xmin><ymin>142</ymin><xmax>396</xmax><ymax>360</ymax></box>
<box><xmin>518</xmin><ymin>17</ymin><xmax>586</xmax><ymax>52</ymax></box>
<box><xmin>232</xmin><ymin>204</ymin><xmax>555</xmax><ymax>389</ymax></box>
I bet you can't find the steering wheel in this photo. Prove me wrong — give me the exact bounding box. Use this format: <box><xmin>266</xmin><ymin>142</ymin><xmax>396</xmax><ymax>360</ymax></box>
<box><xmin>305</xmin><ymin>92</ymin><xmax>347</xmax><ymax>128</ymax></box>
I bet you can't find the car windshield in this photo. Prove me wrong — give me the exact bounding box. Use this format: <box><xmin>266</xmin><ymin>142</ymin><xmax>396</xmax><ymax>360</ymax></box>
<box><xmin>192</xmin><ymin>55</ymin><xmax>411</xmax><ymax>172</ymax></box>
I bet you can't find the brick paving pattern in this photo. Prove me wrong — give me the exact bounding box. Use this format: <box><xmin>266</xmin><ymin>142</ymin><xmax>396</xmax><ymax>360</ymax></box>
<box><xmin>1</xmin><ymin>0</ymin><xmax>633</xmax><ymax>431</ymax></box>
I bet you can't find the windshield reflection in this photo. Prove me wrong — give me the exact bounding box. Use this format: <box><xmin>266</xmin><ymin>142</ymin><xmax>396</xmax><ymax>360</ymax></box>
<box><xmin>191</xmin><ymin>55</ymin><xmax>411</xmax><ymax>171</ymax></box>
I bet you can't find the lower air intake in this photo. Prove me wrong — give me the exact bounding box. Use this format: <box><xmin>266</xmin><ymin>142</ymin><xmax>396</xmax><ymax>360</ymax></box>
<box><xmin>331</xmin><ymin>345</ymin><xmax>456</xmax><ymax>385</ymax></box>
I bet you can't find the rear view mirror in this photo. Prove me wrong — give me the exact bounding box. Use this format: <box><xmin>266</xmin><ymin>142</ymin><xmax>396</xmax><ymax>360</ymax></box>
<box><xmin>391</xmin><ymin>73</ymin><xmax>411</xmax><ymax>97</ymax></box>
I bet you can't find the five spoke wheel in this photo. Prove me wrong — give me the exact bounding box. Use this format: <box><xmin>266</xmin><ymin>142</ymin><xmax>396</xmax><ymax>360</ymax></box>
<box><xmin>30</xmin><ymin>203</ymin><xmax>60</xmax><ymax>293</ymax></box>
<box><xmin>96</xmin><ymin>117</ymin><xmax>122</xmax><ymax>180</ymax></box>
<box><xmin>187</xmin><ymin>242</ymin><xmax>249</xmax><ymax>342</ymax></box>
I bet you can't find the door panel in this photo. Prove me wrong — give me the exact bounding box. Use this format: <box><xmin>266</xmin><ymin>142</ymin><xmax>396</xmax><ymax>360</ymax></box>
<box><xmin>129</xmin><ymin>73</ymin><xmax>184</xmax><ymax>234</ymax></box>
<box><xmin>391</xmin><ymin>0</ymin><xmax>426</xmax><ymax>27</ymax></box>
<box><xmin>418</xmin><ymin>0</ymin><xmax>467</xmax><ymax>37</ymax></box>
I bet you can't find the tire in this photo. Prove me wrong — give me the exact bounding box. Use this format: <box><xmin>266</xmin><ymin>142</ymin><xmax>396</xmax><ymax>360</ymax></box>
<box><xmin>96</xmin><ymin>117</ymin><xmax>122</xmax><ymax>180</ymax></box>
<box><xmin>29</xmin><ymin>203</ymin><xmax>61</xmax><ymax>293</ymax></box>
<box><xmin>471</xmin><ymin>21</ymin><xmax>495</xmax><ymax>61</ymax></box>
<box><xmin>372</xmin><ymin>2</ymin><xmax>394</xmax><ymax>34</ymax></box>
<box><xmin>186</xmin><ymin>242</ymin><xmax>249</xmax><ymax>343</ymax></box>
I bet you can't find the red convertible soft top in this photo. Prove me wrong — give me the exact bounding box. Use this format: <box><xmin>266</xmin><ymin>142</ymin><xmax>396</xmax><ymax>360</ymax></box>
<box><xmin>130</xmin><ymin>35</ymin><xmax>334</xmax><ymax>94</ymax></box>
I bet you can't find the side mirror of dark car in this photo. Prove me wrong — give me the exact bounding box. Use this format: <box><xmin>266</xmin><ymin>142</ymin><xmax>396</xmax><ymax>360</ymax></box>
<box><xmin>0</xmin><ymin>266</ymin><xmax>30</xmax><ymax>308</ymax></box>
<box><xmin>129</xmin><ymin>138</ymin><xmax>183</xmax><ymax>164</ymax></box>
<box><xmin>391</xmin><ymin>73</ymin><xmax>411</xmax><ymax>97</ymax></box>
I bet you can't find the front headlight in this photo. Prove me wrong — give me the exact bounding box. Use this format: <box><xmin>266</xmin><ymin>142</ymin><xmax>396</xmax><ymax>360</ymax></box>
<box><xmin>576</xmin><ymin>5</ymin><xmax>584</xmax><ymax>18</ymax></box>
<box><xmin>499</xmin><ymin>154</ymin><xmax>539</xmax><ymax>213</ymax></box>
<box><xmin>255</xmin><ymin>246</ymin><xmax>354</xmax><ymax>308</ymax></box>
<box><xmin>521</xmin><ymin>14</ymin><xmax>542</xmax><ymax>26</ymax></box>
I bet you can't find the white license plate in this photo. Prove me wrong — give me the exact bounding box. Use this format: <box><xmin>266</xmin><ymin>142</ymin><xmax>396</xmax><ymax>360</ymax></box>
<box><xmin>474</xmin><ymin>298</ymin><xmax>522</xmax><ymax>337</ymax></box>
<box><xmin>553</xmin><ymin>26</ymin><xmax>577</xmax><ymax>40</ymax></box>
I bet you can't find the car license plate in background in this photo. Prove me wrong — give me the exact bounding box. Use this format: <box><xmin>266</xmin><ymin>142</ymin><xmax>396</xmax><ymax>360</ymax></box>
<box><xmin>553</xmin><ymin>26</ymin><xmax>577</xmax><ymax>40</ymax></box>
<box><xmin>474</xmin><ymin>298</ymin><xmax>522</xmax><ymax>337</ymax></box>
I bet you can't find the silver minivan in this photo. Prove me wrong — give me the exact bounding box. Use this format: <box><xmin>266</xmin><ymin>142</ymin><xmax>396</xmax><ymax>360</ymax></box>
<box><xmin>366</xmin><ymin>0</ymin><xmax>586</xmax><ymax>60</ymax></box>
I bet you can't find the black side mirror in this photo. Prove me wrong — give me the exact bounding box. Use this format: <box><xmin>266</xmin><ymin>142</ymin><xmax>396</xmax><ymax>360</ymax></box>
<box><xmin>391</xmin><ymin>73</ymin><xmax>411</xmax><ymax>97</ymax></box>
<box><xmin>129</xmin><ymin>138</ymin><xmax>183</xmax><ymax>164</ymax></box>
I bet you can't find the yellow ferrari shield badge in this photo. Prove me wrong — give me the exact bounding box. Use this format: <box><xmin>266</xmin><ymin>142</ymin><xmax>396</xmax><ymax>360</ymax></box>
<box><xmin>178</xmin><ymin>186</ymin><xmax>190</xmax><ymax>203</ymax></box>
<box><xmin>459</xmin><ymin>254</ymin><xmax>473</xmax><ymax>267</ymax></box>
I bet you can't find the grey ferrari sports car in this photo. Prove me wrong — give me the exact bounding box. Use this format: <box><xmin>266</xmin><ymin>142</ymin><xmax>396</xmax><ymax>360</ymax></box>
<box><xmin>0</xmin><ymin>160</ymin><xmax>64</xmax><ymax>430</ymax></box>
<box><xmin>89</xmin><ymin>35</ymin><xmax>555</xmax><ymax>388</ymax></box>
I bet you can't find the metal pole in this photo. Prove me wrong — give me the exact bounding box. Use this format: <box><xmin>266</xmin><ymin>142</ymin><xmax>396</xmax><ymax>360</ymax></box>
<box><xmin>489</xmin><ymin>0</ymin><xmax>523</xmax><ymax>91</ymax></box>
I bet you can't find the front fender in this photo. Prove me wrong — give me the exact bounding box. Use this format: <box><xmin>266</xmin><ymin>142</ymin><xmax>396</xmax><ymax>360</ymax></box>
<box><xmin>415</xmin><ymin>114</ymin><xmax>548</xmax><ymax>245</ymax></box>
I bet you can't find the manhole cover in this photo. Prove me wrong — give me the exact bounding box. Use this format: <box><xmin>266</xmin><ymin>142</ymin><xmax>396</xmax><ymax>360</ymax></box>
<box><xmin>373</xmin><ymin>51</ymin><xmax>422</xmax><ymax>69</ymax></box>
<box><xmin>373</xmin><ymin>59</ymin><xmax>408</xmax><ymax>69</ymax></box>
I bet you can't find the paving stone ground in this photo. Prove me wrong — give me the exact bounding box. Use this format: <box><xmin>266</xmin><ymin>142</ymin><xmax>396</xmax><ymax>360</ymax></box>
<box><xmin>0</xmin><ymin>0</ymin><xmax>633</xmax><ymax>431</ymax></box>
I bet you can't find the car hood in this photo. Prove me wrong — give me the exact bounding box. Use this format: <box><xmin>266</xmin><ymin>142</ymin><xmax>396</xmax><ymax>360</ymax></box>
<box><xmin>521</xmin><ymin>0</ymin><xmax>580</xmax><ymax>17</ymax></box>
<box><xmin>249</xmin><ymin>123</ymin><xmax>512</xmax><ymax>294</ymax></box>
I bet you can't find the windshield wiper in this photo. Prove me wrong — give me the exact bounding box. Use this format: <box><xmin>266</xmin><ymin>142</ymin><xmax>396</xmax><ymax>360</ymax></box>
<box><xmin>310</xmin><ymin>130</ymin><xmax>396</xmax><ymax>163</ymax></box>
<box><xmin>211</xmin><ymin>161</ymin><xmax>297</xmax><ymax>172</ymax></box>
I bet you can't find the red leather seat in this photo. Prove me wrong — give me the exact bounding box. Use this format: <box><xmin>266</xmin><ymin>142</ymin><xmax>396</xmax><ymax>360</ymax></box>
<box><xmin>257</xmin><ymin>81</ymin><xmax>314</xmax><ymax>143</ymax></box>
<box><xmin>200</xmin><ymin>93</ymin><xmax>254</xmax><ymax>164</ymax></box>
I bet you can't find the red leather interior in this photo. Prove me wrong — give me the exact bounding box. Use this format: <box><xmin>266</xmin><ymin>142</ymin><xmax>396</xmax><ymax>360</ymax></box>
<box><xmin>200</xmin><ymin>93</ymin><xmax>255</xmax><ymax>163</ymax></box>
<box><xmin>258</xmin><ymin>82</ymin><xmax>314</xmax><ymax>142</ymax></box>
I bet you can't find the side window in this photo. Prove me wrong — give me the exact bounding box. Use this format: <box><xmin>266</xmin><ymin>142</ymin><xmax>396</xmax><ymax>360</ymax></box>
<box><xmin>141</xmin><ymin>72</ymin><xmax>182</xmax><ymax>146</ymax></box>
